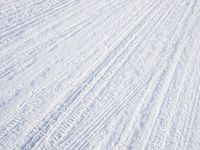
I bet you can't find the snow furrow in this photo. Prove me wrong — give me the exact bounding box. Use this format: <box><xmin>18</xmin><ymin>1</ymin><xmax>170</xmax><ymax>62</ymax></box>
<box><xmin>0</xmin><ymin>0</ymin><xmax>200</xmax><ymax>149</ymax></box>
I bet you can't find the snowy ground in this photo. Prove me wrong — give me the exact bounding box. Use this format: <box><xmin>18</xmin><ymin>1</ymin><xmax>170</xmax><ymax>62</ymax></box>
<box><xmin>0</xmin><ymin>0</ymin><xmax>200</xmax><ymax>149</ymax></box>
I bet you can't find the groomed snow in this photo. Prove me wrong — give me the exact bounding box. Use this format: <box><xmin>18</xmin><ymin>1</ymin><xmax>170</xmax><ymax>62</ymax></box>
<box><xmin>0</xmin><ymin>0</ymin><xmax>200</xmax><ymax>149</ymax></box>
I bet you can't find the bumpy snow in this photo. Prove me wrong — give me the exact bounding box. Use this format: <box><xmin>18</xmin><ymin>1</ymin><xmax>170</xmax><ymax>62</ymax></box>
<box><xmin>0</xmin><ymin>0</ymin><xmax>200</xmax><ymax>149</ymax></box>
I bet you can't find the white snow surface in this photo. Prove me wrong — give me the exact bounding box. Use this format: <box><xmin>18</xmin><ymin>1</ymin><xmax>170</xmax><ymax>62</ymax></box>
<box><xmin>0</xmin><ymin>0</ymin><xmax>200</xmax><ymax>149</ymax></box>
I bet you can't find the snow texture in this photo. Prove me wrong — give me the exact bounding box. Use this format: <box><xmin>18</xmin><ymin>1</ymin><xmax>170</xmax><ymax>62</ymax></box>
<box><xmin>0</xmin><ymin>0</ymin><xmax>200</xmax><ymax>149</ymax></box>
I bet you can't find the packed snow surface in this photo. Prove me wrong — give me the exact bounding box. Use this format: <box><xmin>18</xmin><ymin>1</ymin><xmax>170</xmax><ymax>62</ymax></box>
<box><xmin>0</xmin><ymin>0</ymin><xmax>200</xmax><ymax>149</ymax></box>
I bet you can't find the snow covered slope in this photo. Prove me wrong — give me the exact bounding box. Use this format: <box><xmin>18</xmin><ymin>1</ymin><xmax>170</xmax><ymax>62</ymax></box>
<box><xmin>0</xmin><ymin>0</ymin><xmax>200</xmax><ymax>149</ymax></box>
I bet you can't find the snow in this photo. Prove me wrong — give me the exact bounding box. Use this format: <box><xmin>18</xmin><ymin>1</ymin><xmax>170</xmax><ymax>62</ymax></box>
<box><xmin>0</xmin><ymin>0</ymin><xmax>200</xmax><ymax>149</ymax></box>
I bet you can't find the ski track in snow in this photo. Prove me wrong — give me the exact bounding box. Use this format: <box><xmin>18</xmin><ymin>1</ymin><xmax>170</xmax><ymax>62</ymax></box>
<box><xmin>0</xmin><ymin>0</ymin><xmax>200</xmax><ymax>149</ymax></box>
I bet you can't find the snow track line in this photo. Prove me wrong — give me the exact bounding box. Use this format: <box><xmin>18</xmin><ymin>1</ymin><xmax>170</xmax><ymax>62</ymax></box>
<box><xmin>0</xmin><ymin>0</ymin><xmax>145</xmax><ymax>66</ymax></box>
<box><xmin>0</xmin><ymin>0</ymin><xmax>130</xmax><ymax>81</ymax></box>
<box><xmin>130</xmin><ymin>1</ymin><xmax>200</xmax><ymax>149</ymax></box>
<box><xmin>0</xmin><ymin>0</ymin><xmax>80</xmax><ymax>35</ymax></box>
<box><xmin>69</xmin><ymin>34</ymin><xmax>198</xmax><ymax>148</ymax></box>
<box><xmin>54</xmin><ymin>0</ymin><xmax>186</xmax><ymax>148</ymax></box>
<box><xmin>0</xmin><ymin>21</ymin><xmax>91</xmax><ymax>108</ymax></box>
<box><xmin>0</xmin><ymin>0</ymin><xmax>107</xmax><ymax>50</ymax></box>
<box><xmin>103</xmin><ymin>62</ymin><xmax>166</xmax><ymax>150</ymax></box>
<box><xmin>0</xmin><ymin>0</ymin><xmax>126</xmax><ymax>56</ymax></box>
<box><xmin>163</xmin><ymin>46</ymin><xmax>200</xmax><ymax>150</ymax></box>
<box><xmin>0</xmin><ymin>0</ymin><xmax>130</xmax><ymax>73</ymax></box>
<box><xmin>112</xmin><ymin>0</ymin><xmax>192</xmax><ymax>148</ymax></box>
<box><xmin>183</xmin><ymin>55</ymin><xmax>200</xmax><ymax>150</ymax></box>
<box><xmin>186</xmin><ymin>85</ymin><xmax>200</xmax><ymax>150</ymax></box>
<box><xmin>0</xmin><ymin>0</ymin><xmax>162</xmax><ymax>147</ymax></box>
<box><xmin>1</xmin><ymin>0</ymin><xmax>121</xmax><ymax>34</ymax></box>
<box><xmin>47</xmin><ymin>0</ymin><xmax>172</xmax><ymax>143</ymax></box>
<box><xmin>0</xmin><ymin>21</ymin><xmax>91</xmax><ymax>80</ymax></box>
<box><xmin>80</xmin><ymin>22</ymin><xmax>196</xmax><ymax>149</ymax></box>
<box><xmin>144</xmin><ymin>35</ymin><xmax>198</xmax><ymax>150</ymax></box>
<box><xmin>0</xmin><ymin>0</ymin><xmax>139</xmax><ymax>94</ymax></box>
<box><xmin>0</xmin><ymin>1</ymin><xmax>129</xmax><ymax>84</ymax></box>
<box><xmin>19</xmin><ymin>0</ymin><xmax>159</xmax><ymax>131</ymax></box>
<box><xmin>0</xmin><ymin>0</ymin><xmax>133</xmax><ymax>112</ymax></box>
<box><xmin>17</xmin><ymin>0</ymin><xmax>170</xmax><ymax>149</ymax></box>
<box><xmin>148</xmin><ymin>24</ymin><xmax>200</xmax><ymax>150</ymax></box>
<box><xmin>1</xmin><ymin>0</ymin><xmax>200</xmax><ymax>149</ymax></box>
<box><xmin>0</xmin><ymin>0</ymin><xmax>25</xmax><ymax>8</ymax></box>
<box><xmin>0</xmin><ymin>0</ymin><xmax>136</xmax><ymax>118</ymax></box>
<box><xmin>0</xmin><ymin>0</ymin><xmax>157</xmax><ymax>124</ymax></box>
<box><xmin>129</xmin><ymin>4</ymin><xmax>200</xmax><ymax>149</ymax></box>
<box><xmin>0</xmin><ymin>4</ymin><xmax>134</xmax><ymax>119</ymax></box>
<box><xmin>125</xmin><ymin>54</ymin><xmax>177</xmax><ymax>150</ymax></box>
<box><xmin>55</xmin><ymin>0</ymin><xmax>181</xmax><ymax>148</ymax></box>
<box><xmin>143</xmin><ymin>4</ymin><xmax>200</xmax><ymax>150</ymax></box>
<box><xmin>0</xmin><ymin>0</ymin><xmax>109</xmax><ymax>49</ymax></box>
<box><xmin>61</xmin><ymin>11</ymin><xmax>200</xmax><ymax>150</ymax></box>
